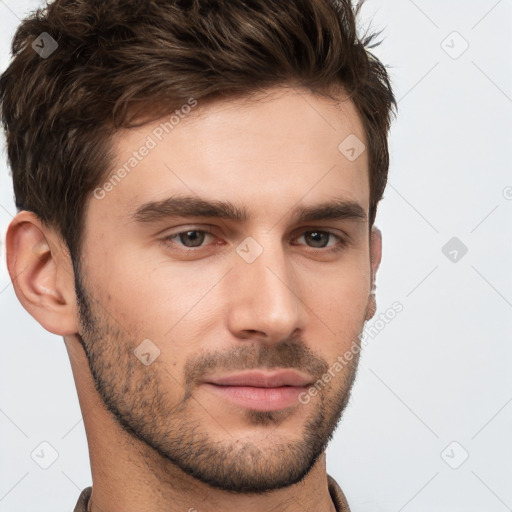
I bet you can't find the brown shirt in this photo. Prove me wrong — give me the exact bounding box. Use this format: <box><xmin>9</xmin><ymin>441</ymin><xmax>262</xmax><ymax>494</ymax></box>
<box><xmin>73</xmin><ymin>474</ymin><xmax>351</xmax><ymax>511</ymax></box>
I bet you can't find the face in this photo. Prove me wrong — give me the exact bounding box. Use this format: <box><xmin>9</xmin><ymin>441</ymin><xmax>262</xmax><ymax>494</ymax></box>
<box><xmin>74</xmin><ymin>86</ymin><xmax>379</xmax><ymax>493</ymax></box>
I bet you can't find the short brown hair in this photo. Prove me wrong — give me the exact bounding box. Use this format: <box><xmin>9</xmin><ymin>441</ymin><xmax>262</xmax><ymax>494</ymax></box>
<box><xmin>0</xmin><ymin>0</ymin><xmax>396</xmax><ymax>269</ymax></box>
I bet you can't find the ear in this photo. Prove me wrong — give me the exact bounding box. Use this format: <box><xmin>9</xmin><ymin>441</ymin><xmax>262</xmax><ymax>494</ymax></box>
<box><xmin>365</xmin><ymin>225</ymin><xmax>382</xmax><ymax>322</ymax></box>
<box><xmin>5</xmin><ymin>211</ymin><xmax>79</xmax><ymax>335</ymax></box>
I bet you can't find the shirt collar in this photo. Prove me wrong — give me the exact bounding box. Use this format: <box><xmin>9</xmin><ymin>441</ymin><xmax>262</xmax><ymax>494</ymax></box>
<box><xmin>73</xmin><ymin>475</ymin><xmax>350</xmax><ymax>512</ymax></box>
<box><xmin>327</xmin><ymin>473</ymin><xmax>351</xmax><ymax>511</ymax></box>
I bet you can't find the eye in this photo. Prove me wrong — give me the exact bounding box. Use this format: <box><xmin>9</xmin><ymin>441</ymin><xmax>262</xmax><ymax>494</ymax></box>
<box><xmin>159</xmin><ymin>227</ymin><xmax>348</xmax><ymax>253</ymax></box>
<box><xmin>294</xmin><ymin>230</ymin><xmax>346</xmax><ymax>251</ymax></box>
<box><xmin>161</xmin><ymin>228</ymin><xmax>215</xmax><ymax>249</ymax></box>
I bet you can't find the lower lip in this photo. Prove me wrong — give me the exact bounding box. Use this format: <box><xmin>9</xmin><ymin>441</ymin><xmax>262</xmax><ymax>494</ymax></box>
<box><xmin>203</xmin><ymin>383</ymin><xmax>308</xmax><ymax>411</ymax></box>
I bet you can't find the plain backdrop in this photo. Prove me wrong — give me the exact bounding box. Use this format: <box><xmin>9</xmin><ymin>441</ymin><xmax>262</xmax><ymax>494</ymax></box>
<box><xmin>1</xmin><ymin>1</ymin><xmax>511</xmax><ymax>511</ymax></box>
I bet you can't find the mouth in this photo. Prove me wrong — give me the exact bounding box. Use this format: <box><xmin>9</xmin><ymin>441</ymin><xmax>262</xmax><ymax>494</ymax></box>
<box><xmin>202</xmin><ymin>369</ymin><xmax>313</xmax><ymax>411</ymax></box>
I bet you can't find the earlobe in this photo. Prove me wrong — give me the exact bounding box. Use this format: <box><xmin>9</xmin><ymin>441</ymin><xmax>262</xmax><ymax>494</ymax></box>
<box><xmin>6</xmin><ymin>211</ymin><xmax>79</xmax><ymax>336</ymax></box>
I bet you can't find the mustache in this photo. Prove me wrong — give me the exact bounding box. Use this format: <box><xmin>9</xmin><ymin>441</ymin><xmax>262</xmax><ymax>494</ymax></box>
<box><xmin>183</xmin><ymin>338</ymin><xmax>329</xmax><ymax>387</ymax></box>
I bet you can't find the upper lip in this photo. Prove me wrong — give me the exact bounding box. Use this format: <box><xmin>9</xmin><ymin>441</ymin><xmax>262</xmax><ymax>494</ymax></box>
<box><xmin>204</xmin><ymin>370</ymin><xmax>313</xmax><ymax>388</ymax></box>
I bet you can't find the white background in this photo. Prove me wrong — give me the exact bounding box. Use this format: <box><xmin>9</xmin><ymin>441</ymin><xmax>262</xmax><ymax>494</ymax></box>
<box><xmin>1</xmin><ymin>1</ymin><xmax>511</xmax><ymax>511</ymax></box>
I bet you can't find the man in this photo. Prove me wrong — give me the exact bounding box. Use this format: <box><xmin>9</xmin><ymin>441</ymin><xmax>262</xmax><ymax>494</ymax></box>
<box><xmin>1</xmin><ymin>0</ymin><xmax>395</xmax><ymax>510</ymax></box>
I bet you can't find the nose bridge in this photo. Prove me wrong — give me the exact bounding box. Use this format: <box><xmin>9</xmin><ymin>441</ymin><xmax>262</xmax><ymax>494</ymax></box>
<box><xmin>227</xmin><ymin>234</ymin><xmax>307</xmax><ymax>340</ymax></box>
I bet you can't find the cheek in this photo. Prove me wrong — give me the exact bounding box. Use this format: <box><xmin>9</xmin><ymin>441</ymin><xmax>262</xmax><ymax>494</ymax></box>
<box><xmin>87</xmin><ymin>250</ymin><xmax>221</xmax><ymax>365</ymax></box>
<box><xmin>298</xmin><ymin>257</ymin><xmax>370</xmax><ymax>348</ymax></box>
<box><xmin>81</xmin><ymin>243</ymin><xmax>170</xmax><ymax>340</ymax></box>
<box><xmin>301</xmin><ymin>251</ymin><xmax>371</xmax><ymax>307</ymax></box>
<box><xmin>311</xmin><ymin>280</ymin><xmax>368</xmax><ymax>328</ymax></box>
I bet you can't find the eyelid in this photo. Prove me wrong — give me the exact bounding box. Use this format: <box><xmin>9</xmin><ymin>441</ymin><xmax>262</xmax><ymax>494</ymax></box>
<box><xmin>160</xmin><ymin>224</ymin><xmax>348</xmax><ymax>238</ymax></box>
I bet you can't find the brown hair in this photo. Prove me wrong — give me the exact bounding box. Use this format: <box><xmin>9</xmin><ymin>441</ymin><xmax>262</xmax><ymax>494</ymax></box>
<box><xmin>0</xmin><ymin>0</ymin><xmax>396</xmax><ymax>270</ymax></box>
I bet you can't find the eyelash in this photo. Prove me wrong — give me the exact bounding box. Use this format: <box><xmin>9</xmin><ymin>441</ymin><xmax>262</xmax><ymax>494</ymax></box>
<box><xmin>160</xmin><ymin>228</ymin><xmax>348</xmax><ymax>253</ymax></box>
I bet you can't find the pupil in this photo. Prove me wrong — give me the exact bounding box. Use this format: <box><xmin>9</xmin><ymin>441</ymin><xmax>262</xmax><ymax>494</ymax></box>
<box><xmin>181</xmin><ymin>230</ymin><xmax>204</xmax><ymax>247</ymax></box>
<box><xmin>307</xmin><ymin>231</ymin><xmax>327</xmax><ymax>248</ymax></box>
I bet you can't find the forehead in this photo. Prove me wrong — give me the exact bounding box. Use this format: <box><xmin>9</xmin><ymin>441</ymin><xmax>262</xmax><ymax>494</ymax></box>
<box><xmin>91</xmin><ymin>87</ymin><xmax>369</xmax><ymax>226</ymax></box>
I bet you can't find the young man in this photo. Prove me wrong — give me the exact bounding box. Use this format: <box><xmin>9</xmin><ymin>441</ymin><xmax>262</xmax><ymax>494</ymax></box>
<box><xmin>1</xmin><ymin>0</ymin><xmax>395</xmax><ymax>510</ymax></box>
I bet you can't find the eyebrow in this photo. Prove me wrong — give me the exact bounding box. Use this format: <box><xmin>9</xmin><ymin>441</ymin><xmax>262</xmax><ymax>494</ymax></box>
<box><xmin>130</xmin><ymin>194</ymin><xmax>367</xmax><ymax>225</ymax></box>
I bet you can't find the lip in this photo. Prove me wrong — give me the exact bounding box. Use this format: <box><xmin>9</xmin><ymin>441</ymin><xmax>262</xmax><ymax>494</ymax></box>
<box><xmin>202</xmin><ymin>370</ymin><xmax>313</xmax><ymax>411</ymax></box>
<box><xmin>204</xmin><ymin>369</ymin><xmax>313</xmax><ymax>388</ymax></box>
<box><xmin>203</xmin><ymin>383</ymin><xmax>309</xmax><ymax>411</ymax></box>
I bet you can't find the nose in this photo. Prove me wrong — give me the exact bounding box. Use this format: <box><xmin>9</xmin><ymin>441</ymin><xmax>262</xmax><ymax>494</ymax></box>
<box><xmin>225</xmin><ymin>237</ymin><xmax>308</xmax><ymax>343</ymax></box>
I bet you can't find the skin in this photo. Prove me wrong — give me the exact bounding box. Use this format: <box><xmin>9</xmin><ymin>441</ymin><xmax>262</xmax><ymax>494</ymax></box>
<box><xmin>6</xmin><ymin>86</ymin><xmax>382</xmax><ymax>512</ymax></box>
